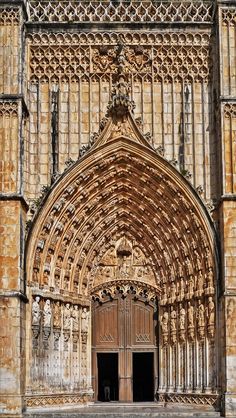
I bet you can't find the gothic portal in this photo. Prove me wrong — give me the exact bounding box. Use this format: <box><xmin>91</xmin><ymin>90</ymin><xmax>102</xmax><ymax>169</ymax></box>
<box><xmin>0</xmin><ymin>1</ymin><xmax>236</xmax><ymax>417</ymax></box>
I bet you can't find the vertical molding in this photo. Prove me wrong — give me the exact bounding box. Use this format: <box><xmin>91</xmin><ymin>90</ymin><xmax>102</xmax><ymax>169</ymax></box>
<box><xmin>172</xmin><ymin>81</ymin><xmax>175</xmax><ymax>160</ymax></box>
<box><xmin>192</xmin><ymin>82</ymin><xmax>196</xmax><ymax>186</ymax></box>
<box><xmin>201</xmin><ymin>82</ymin><xmax>206</xmax><ymax>196</ymax></box>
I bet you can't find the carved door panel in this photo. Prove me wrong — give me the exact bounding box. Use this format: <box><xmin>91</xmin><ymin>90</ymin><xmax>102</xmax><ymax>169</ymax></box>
<box><xmin>92</xmin><ymin>294</ymin><xmax>157</xmax><ymax>402</ymax></box>
<box><xmin>93</xmin><ymin>299</ymin><xmax>118</xmax><ymax>348</ymax></box>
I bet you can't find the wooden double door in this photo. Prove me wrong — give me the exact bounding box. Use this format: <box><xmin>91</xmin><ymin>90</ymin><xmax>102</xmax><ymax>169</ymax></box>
<box><xmin>92</xmin><ymin>293</ymin><xmax>158</xmax><ymax>402</ymax></box>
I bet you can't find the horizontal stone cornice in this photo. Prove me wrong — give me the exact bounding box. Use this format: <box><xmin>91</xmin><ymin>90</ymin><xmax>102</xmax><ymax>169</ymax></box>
<box><xmin>0</xmin><ymin>193</ymin><xmax>29</xmax><ymax>211</ymax></box>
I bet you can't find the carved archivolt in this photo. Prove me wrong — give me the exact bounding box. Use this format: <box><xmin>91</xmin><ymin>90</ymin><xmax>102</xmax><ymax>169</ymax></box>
<box><xmin>27</xmin><ymin>1</ymin><xmax>214</xmax><ymax>23</ymax></box>
<box><xmin>28</xmin><ymin>33</ymin><xmax>211</xmax><ymax>83</ymax></box>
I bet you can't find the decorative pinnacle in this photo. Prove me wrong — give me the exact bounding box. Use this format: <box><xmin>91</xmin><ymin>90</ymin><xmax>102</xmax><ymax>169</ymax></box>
<box><xmin>107</xmin><ymin>44</ymin><xmax>135</xmax><ymax>118</ymax></box>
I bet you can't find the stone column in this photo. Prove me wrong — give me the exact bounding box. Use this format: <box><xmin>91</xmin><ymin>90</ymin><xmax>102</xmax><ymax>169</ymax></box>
<box><xmin>0</xmin><ymin>1</ymin><xmax>28</xmax><ymax>416</ymax></box>
<box><xmin>217</xmin><ymin>1</ymin><xmax>236</xmax><ymax>415</ymax></box>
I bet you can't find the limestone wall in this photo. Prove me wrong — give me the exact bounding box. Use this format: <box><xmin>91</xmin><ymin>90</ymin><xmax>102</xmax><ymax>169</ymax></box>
<box><xmin>25</xmin><ymin>29</ymin><xmax>217</xmax><ymax>204</ymax></box>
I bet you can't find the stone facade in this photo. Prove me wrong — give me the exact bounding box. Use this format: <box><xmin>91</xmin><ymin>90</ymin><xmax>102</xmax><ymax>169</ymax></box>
<box><xmin>0</xmin><ymin>0</ymin><xmax>236</xmax><ymax>417</ymax></box>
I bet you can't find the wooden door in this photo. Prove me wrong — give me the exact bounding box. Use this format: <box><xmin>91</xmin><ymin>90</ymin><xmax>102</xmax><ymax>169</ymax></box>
<box><xmin>92</xmin><ymin>293</ymin><xmax>158</xmax><ymax>401</ymax></box>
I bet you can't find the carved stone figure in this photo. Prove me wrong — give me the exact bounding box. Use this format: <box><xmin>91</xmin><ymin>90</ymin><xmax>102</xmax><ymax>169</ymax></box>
<box><xmin>187</xmin><ymin>275</ymin><xmax>194</xmax><ymax>294</ymax></box>
<box><xmin>72</xmin><ymin>305</ymin><xmax>80</xmax><ymax>332</ymax></box>
<box><xmin>170</xmin><ymin>281</ymin><xmax>176</xmax><ymax>300</ymax></box>
<box><xmin>161</xmin><ymin>311</ymin><xmax>169</xmax><ymax>334</ymax></box>
<box><xmin>179</xmin><ymin>304</ymin><xmax>186</xmax><ymax>330</ymax></box>
<box><xmin>170</xmin><ymin>306</ymin><xmax>176</xmax><ymax>331</ymax></box>
<box><xmin>179</xmin><ymin>277</ymin><xmax>185</xmax><ymax>298</ymax></box>
<box><xmin>81</xmin><ymin>307</ymin><xmax>89</xmax><ymax>333</ymax></box>
<box><xmin>63</xmin><ymin>303</ymin><xmax>71</xmax><ymax>330</ymax></box>
<box><xmin>197</xmin><ymin>300</ymin><xmax>205</xmax><ymax>328</ymax></box>
<box><xmin>207</xmin><ymin>267</ymin><xmax>214</xmax><ymax>289</ymax></box>
<box><xmin>53</xmin><ymin>301</ymin><xmax>62</xmax><ymax>328</ymax></box>
<box><xmin>207</xmin><ymin>297</ymin><xmax>215</xmax><ymax>326</ymax></box>
<box><xmin>196</xmin><ymin>272</ymin><xmax>204</xmax><ymax>292</ymax></box>
<box><xmin>187</xmin><ymin>301</ymin><xmax>194</xmax><ymax>328</ymax></box>
<box><xmin>32</xmin><ymin>296</ymin><xmax>41</xmax><ymax>326</ymax></box>
<box><xmin>43</xmin><ymin>299</ymin><xmax>52</xmax><ymax>327</ymax></box>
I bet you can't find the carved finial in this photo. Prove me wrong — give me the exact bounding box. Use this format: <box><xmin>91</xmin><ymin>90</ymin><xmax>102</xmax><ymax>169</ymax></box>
<box><xmin>107</xmin><ymin>44</ymin><xmax>135</xmax><ymax>118</ymax></box>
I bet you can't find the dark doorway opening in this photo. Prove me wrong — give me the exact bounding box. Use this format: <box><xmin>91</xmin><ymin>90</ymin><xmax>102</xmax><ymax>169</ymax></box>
<box><xmin>133</xmin><ymin>352</ymin><xmax>154</xmax><ymax>402</ymax></box>
<box><xmin>97</xmin><ymin>353</ymin><xmax>119</xmax><ymax>402</ymax></box>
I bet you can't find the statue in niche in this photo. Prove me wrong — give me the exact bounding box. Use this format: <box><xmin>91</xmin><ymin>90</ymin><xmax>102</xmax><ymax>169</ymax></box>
<box><xmin>118</xmin><ymin>255</ymin><xmax>131</xmax><ymax>278</ymax></box>
<box><xmin>177</xmin><ymin>261</ymin><xmax>184</xmax><ymax>278</ymax></box>
<box><xmin>43</xmin><ymin>270</ymin><xmax>49</xmax><ymax>285</ymax></box>
<box><xmin>72</xmin><ymin>305</ymin><xmax>80</xmax><ymax>332</ymax></box>
<box><xmin>187</xmin><ymin>275</ymin><xmax>195</xmax><ymax>294</ymax></box>
<box><xmin>196</xmin><ymin>272</ymin><xmax>204</xmax><ymax>292</ymax></box>
<box><xmin>170</xmin><ymin>306</ymin><xmax>177</xmax><ymax>331</ymax></box>
<box><xmin>187</xmin><ymin>301</ymin><xmax>194</xmax><ymax>327</ymax></box>
<box><xmin>32</xmin><ymin>268</ymin><xmax>38</xmax><ymax>283</ymax></box>
<box><xmin>63</xmin><ymin>303</ymin><xmax>71</xmax><ymax>330</ymax></box>
<box><xmin>43</xmin><ymin>299</ymin><xmax>52</xmax><ymax>327</ymax></box>
<box><xmin>206</xmin><ymin>267</ymin><xmax>214</xmax><ymax>289</ymax></box>
<box><xmin>56</xmin><ymin>255</ymin><xmax>63</xmax><ymax>269</ymax></box>
<box><xmin>179</xmin><ymin>303</ymin><xmax>186</xmax><ymax>330</ymax></box>
<box><xmin>197</xmin><ymin>300</ymin><xmax>205</xmax><ymax>328</ymax></box>
<box><xmin>162</xmin><ymin>284</ymin><xmax>167</xmax><ymax>301</ymax></box>
<box><xmin>179</xmin><ymin>277</ymin><xmax>185</xmax><ymax>298</ymax></box>
<box><xmin>64</xmin><ymin>276</ymin><xmax>70</xmax><ymax>291</ymax></box>
<box><xmin>81</xmin><ymin>307</ymin><xmax>89</xmax><ymax>333</ymax></box>
<box><xmin>185</xmin><ymin>256</ymin><xmax>193</xmax><ymax>275</ymax></box>
<box><xmin>54</xmin><ymin>274</ymin><xmax>60</xmax><ymax>289</ymax></box>
<box><xmin>207</xmin><ymin>297</ymin><xmax>215</xmax><ymax>326</ymax></box>
<box><xmin>161</xmin><ymin>311</ymin><xmax>169</xmax><ymax>334</ymax></box>
<box><xmin>32</xmin><ymin>296</ymin><xmax>41</xmax><ymax>326</ymax></box>
<box><xmin>53</xmin><ymin>301</ymin><xmax>62</xmax><ymax>328</ymax></box>
<box><xmin>170</xmin><ymin>281</ymin><xmax>176</xmax><ymax>299</ymax></box>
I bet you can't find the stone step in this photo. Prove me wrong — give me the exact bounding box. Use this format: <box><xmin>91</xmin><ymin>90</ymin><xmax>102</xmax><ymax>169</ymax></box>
<box><xmin>25</xmin><ymin>402</ymin><xmax>221</xmax><ymax>418</ymax></box>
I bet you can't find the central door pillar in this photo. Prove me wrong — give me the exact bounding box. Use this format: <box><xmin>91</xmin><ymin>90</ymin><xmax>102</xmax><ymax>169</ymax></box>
<box><xmin>119</xmin><ymin>349</ymin><xmax>132</xmax><ymax>401</ymax></box>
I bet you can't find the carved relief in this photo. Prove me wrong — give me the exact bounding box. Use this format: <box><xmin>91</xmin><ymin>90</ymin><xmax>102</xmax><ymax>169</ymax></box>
<box><xmin>28</xmin><ymin>33</ymin><xmax>211</xmax><ymax>82</ymax></box>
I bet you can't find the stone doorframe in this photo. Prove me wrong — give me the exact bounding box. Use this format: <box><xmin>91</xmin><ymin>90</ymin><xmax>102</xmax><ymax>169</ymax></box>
<box><xmin>91</xmin><ymin>282</ymin><xmax>159</xmax><ymax>402</ymax></box>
